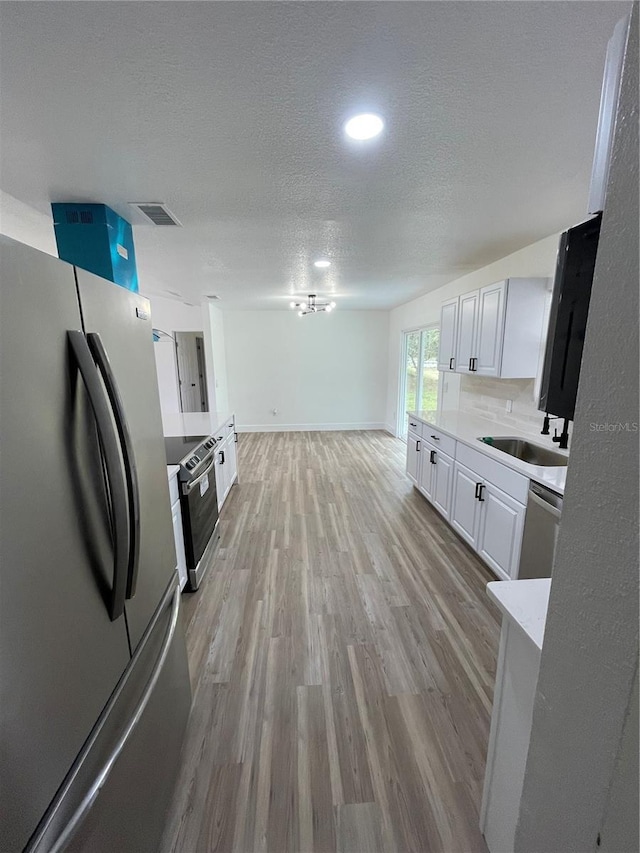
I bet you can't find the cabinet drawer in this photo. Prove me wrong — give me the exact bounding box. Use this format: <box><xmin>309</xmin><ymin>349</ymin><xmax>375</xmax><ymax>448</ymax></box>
<box><xmin>456</xmin><ymin>442</ymin><xmax>528</xmax><ymax>504</ymax></box>
<box><xmin>420</xmin><ymin>423</ymin><xmax>457</xmax><ymax>457</ymax></box>
<box><xmin>407</xmin><ymin>416</ymin><xmax>422</xmax><ymax>432</ymax></box>
<box><xmin>168</xmin><ymin>472</ymin><xmax>179</xmax><ymax>505</ymax></box>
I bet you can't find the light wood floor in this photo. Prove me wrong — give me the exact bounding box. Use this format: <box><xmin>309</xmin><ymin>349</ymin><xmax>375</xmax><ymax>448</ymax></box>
<box><xmin>162</xmin><ymin>430</ymin><xmax>500</xmax><ymax>853</ymax></box>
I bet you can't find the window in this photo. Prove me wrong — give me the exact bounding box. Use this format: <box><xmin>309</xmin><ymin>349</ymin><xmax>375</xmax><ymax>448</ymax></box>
<box><xmin>399</xmin><ymin>326</ymin><xmax>440</xmax><ymax>439</ymax></box>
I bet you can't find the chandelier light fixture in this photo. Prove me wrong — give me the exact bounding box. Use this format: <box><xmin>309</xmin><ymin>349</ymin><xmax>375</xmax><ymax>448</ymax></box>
<box><xmin>289</xmin><ymin>294</ymin><xmax>337</xmax><ymax>316</ymax></box>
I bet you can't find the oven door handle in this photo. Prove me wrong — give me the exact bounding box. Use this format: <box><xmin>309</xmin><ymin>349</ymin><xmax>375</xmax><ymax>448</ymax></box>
<box><xmin>183</xmin><ymin>457</ymin><xmax>216</xmax><ymax>494</ymax></box>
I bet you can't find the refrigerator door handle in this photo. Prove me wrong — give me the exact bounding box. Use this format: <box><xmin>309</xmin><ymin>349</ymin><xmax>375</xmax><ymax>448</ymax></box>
<box><xmin>67</xmin><ymin>331</ymin><xmax>129</xmax><ymax>621</ymax></box>
<box><xmin>26</xmin><ymin>580</ymin><xmax>181</xmax><ymax>853</ymax></box>
<box><xmin>87</xmin><ymin>332</ymin><xmax>141</xmax><ymax>600</ymax></box>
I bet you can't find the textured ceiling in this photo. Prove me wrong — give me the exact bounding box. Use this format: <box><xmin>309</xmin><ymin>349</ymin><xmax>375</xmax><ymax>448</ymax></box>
<box><xmin>0</xmin><ymin>1</ymin><xmax>628</xmax><ymax>309</ymax></box>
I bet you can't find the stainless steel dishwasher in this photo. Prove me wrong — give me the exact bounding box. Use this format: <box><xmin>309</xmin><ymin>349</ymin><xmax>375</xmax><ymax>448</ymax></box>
<box><xmin>518</xmin><ymin>482</ymin><xmax>563</xmax><ymax>578</ymax></box>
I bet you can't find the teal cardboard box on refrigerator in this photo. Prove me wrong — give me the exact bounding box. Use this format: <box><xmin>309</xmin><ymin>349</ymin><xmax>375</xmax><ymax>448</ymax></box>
<box><xmin>51</xmin><ymin>203</ymin><xmax>139</xmax><ymax>292</ymax></box>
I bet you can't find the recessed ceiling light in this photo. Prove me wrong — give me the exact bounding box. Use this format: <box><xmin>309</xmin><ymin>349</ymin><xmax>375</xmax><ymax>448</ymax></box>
<box><xmin>314</xmin><ymin>259</ymin><xmax>331</xmax><ymax>269</ymax></box>
<box><xmin>344</xmin><ymin>113</ymin><xmax>384</xmax><ymax>141</ymax></box>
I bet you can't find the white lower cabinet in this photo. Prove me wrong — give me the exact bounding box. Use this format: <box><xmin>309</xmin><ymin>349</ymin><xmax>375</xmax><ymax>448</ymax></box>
<box><xmin>171</xmin><ymin>498</ymin><xmax>188</xmax><ymax>591</ymax></box>
<box><xmin>406</xmin><ymin>430</ymin><xmax>421</xmax><ymax>485</ymax></box>
<box><xmin>407</xmin><ymin>427</ymin><xmax>529</xmax><ymax>581</ymax></box>
<box><xmin>451</xmin><ymin>460</ymin><xmax>526</xmax><ymax>581</ymax></box>
<box><xmin>477</xmin><ymin>483</ymin><xmax>526</xmax><ymax>581</ymax></box>
<box><xmin>415</xmin><ymin>438</ymin><xmax>454</xmax><ymax>521</ymax></box>
<box><xmin>451</xmin><ymin>461</ymin><xmax>483</xmax><ymax>548</ymax></box>
<box><xmin>226</xmin><ymin>431</ymin><xmax>238</xmax><ymax>486</ymax></box>
<box><xmin>418</xmin><ymin>444</ymin><xmax>435</xmax><ymax>500</ymax></box>
<box><xmin>215</xmin><ymin>422</ymin><xmax>239</xmax><ymax>510</ymax></box>
<box><xmin>432</xmin><ymin>450</ymin><xmax>454</xmax><ymax>521</ymax></box>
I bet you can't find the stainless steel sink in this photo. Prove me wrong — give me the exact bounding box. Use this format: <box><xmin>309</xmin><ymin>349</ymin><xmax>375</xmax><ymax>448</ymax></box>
<box><xmin>478</xmin><ymin>437</ymin><xmax>569</xmax><ymax>467</ymax></box>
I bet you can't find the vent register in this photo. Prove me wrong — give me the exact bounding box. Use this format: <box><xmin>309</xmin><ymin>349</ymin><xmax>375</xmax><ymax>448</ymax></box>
<box><xmin>130</xmin><ymin>203</ymin><xmax>181</xmax><ymax>226</ymax></box>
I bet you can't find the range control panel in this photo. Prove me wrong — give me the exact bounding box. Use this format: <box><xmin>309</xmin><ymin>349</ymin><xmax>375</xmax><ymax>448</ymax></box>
<box><xmin>179</xmin><ymin>436</ymin><xmax>217</xmax><ymax>480</ymax></box>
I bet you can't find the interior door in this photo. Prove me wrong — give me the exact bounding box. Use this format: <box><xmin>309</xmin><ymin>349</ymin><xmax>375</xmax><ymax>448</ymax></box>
<box><xmin>438</xmin><ymin>297</ymin><xmax>459</xmax><ymax>371</ymax></box>
<box><xmin>456</xmin><ymin>290</ymin><xmax>479</xmax><ymax>374</ymax></box>
<box><xmin>477</xmin><ymin>483</ymin><xmax>526</xmax><ymax>580</ymax></box>
<box><xmin>476</xmin><ymin>281</ymin><xmax>506</xmax><ymax>376</ymax></box>
<box><xmin>0</xmin><ymin>238</ymin><xmax>131</xmax><ymax>852</ymax></box>
<box><xmin>174</xmin><ymin>331</ymin><xmax>207</xmax><ymax>412</ymax></box>
<box><xmin>75</xmin><ymin>268</ymin><xmax>176</xmax><ymax>651</ymax></box>
<box><xmin>450</xmin><ymin>461</ymin><xmax>482</xmax><ymax>548</ymax></box>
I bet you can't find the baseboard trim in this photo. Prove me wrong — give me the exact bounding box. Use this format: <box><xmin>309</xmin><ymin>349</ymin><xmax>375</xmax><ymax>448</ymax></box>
<box><xmin>383</xmin><ymin>423</ymin><xmax>397</xmax><ymax>437</ymax></box>
<box><xmin>236</xmin><ymin>422</ymin><xmax>387</xmax><ymax>433</ymax></box>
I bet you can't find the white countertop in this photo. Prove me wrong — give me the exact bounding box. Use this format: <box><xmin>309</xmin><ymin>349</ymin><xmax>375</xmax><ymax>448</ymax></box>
<box><xmin>487</xmin><ymin>579</ymin><xmax>552</xmax><ymax>650</ymax></box>
<box><xmin>167</xmin><ymin>464</ymin><xmax>180</xmax><ymax>480</ymax></box>
<box><xmin>407</xmin><ymin>409</ymin><xmax>567</xmax><ymax>495</ymax></box>
<box><xmin>161</xmin><ymin>410</ymin><xmax>233</xmax><ymax>438</ymax></box>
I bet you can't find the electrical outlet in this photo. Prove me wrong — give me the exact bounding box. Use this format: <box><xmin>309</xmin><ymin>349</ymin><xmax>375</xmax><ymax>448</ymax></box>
<box><xmin>505</xmin><ymin>399</ymin><xmax>513</xmax><ymax>413</ymax></box>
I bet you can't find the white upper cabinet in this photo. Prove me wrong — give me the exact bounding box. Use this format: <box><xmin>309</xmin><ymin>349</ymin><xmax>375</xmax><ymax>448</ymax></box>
<box><xmin>476</xmin><ymin>282</ymin><xmax>506</xmax><ymax>376</ymax></box>
<box><xmin>439</xmin><ymin>278</ymin><xmax>548</xmax><ymax>379</ymax></box>
<box><xmin>437</xmin><ymin>297</ymin><xmax>459</xmax><ymax>371</ymax></box>
<box><xmin>455</xmin><ymin>291</ymin><xmax>479</xmax><ymax>375</ymax></box>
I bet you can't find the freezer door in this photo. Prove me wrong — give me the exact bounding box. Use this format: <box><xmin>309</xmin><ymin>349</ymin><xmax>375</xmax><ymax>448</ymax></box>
<box><xmin>26</xmin><ymin>577</ymin><xmax>191</xmax><ymax>853</ymax></box>
<box><xmin>75</xmin><ymin>267</ymin><xmax>177</xmax><ymax>649</ymax></box>
<box><xmin>0</xmin><ymin>238</ymin><xmax>131</xmax><ymax>852</ymax></box>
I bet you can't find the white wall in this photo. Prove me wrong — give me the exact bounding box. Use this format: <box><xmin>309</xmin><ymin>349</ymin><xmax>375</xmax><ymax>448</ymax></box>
<box><xmin>0</xmin><ymin>190</ymin><xmax>57</xmax><ymax>255</ymax></box>
<box><xmin>385</xmin><ymin>233</ymin><xmax>561</xmax><ymax>434</ymax></box>
<box><xmin>208</xmin><ymin>303</ymin><xmax>229</xmax><ymax>414</ymax></box>
<box><xmin>224</xmin><ymin>310</ymin><xmax>389</xmax><ymax>431</ymax></box>
<box><xmin>516</xmin><ymin>9</ymin><xmax>638</xmax><ymax>849</ymax></box>
<box><xmin>146</xmin><ymin>294</ymin><xmax>211</xmax><ymax>415</ymax></box>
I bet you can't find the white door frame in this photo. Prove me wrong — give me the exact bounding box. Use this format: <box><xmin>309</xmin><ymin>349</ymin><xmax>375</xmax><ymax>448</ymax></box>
<box><xmin>396</xmin><ymin>324</ymin><xmax>443</xmax><ymax>440</ymax></box>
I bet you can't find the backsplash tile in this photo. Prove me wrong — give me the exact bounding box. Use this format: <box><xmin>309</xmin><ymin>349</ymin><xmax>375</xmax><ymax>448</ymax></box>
<box><xmin>459</xmin><ymin>376</ymin><xmax>547</xmax><ymax>436</ymax></box>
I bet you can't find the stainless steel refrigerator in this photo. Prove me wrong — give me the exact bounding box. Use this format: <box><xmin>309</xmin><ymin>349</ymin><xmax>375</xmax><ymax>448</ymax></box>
<box><xmin>0</xmin><ymin>236</ymin><xmax>192</xmax><ymax>852</ymax></box>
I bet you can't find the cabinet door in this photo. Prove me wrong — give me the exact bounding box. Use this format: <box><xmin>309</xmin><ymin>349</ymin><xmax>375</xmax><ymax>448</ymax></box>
<box><xmin>171</xmin><ymin>500</ymin><xmax>188</xmax><ymax>590</ymax></box>
<box><xmin>226</xmin><ymin>433</ymin><xmax>238</xmax><ymax>488</ymax></box>
<box><xmin>418</xmin><ymin>441</ymin><xmax>437</xmax><ymax>502</ymax></box>
<box><xmin>477</xmin><ymin>483</ymin><xmax>526</xmax><ymax>581</ymax></box>
<box><xmin>455</xmin><ymin>290</ymin><xmax>479</xmax><ymax>374</ymax></box>
<box><xmin>438</xmin><ymin>297</ymin><xmax>459</xmax><ymax>371</ymax></box>
<box><xmin>406</xmin><ymin>431</ymin><xmax>421</xmax><ymax>485</ymax></box>
<box><xmin>476</xmin><ymin>281</ymin><xmax>507</xmax><ymax>376</ymax></box>
<box><xmin>214</xmin><ymin>447</ymin><xmax>226</xmax><ymax>510</ymax></box>
<box><xmin>433</xmin><ymin>450</ymin><xmax>454</xmax><ymax>520</ymax></box>
<box><xmin>451</xmin><ymin>461</ymin><xmax>483</xmax><ymax>548</ymax></box>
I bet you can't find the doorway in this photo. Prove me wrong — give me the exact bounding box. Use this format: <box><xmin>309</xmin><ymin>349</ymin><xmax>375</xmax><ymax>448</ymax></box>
<box><xmin>398</xmin><ymin>326</ymin><xmax>441</xmax><ymax>439</ymax></box>
<box><xmin>174</xmin><ymin>331</ymin><xmax>209</xmax><ymax>412</ymax></box>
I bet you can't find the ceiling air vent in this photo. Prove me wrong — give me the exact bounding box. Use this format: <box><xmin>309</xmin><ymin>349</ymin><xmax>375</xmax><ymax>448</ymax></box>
<box><xmin>130</xmin><ymin>202</ymin><xmax>181</xmax><ymax>226</ymax></box>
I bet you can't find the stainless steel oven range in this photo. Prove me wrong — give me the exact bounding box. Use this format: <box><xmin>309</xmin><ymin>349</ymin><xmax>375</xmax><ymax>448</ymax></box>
<box><xmin>164</xmin><ymin>434</ymin><xmax>219</xmax><ymax>591</ymax></box>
